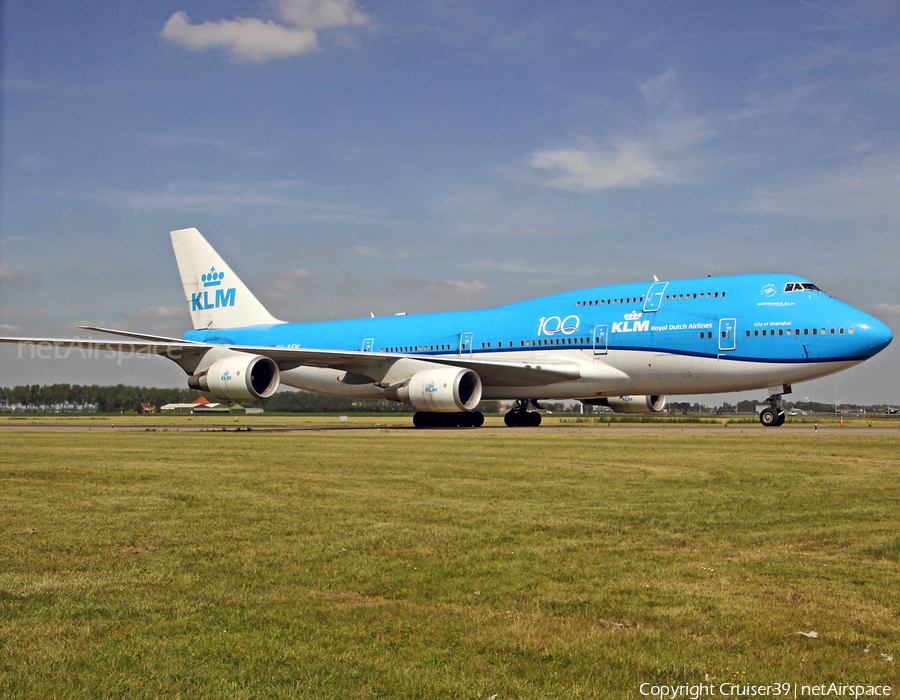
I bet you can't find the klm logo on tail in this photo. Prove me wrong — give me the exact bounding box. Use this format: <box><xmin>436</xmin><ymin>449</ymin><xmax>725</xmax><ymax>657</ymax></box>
<box><xmin>191</xmin><ymin>266</ymin><xmax>236</xmax><ymax>311</ymax></box>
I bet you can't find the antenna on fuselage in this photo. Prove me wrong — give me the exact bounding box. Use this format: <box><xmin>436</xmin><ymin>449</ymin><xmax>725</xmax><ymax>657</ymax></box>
<box><xmin>653</xmin><ymin>275</ymin><xmax>659</xmax><ymax>282</ymax></box>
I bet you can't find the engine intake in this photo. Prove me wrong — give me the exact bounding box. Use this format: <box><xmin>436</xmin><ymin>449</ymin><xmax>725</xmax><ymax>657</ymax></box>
<box><xmin>188</xmin><ymin>354</ymin><xmax>280</xmax><ymax>400</ymax></box>
<box><xmin>398</xmin><ymin>367</ymin><xmax>483</xmax><ymax>412</ymax></box>
<box><xmin>585</xmin><ymin>395</ymin><xmax>667</xmax><ymax>414</ymax></box>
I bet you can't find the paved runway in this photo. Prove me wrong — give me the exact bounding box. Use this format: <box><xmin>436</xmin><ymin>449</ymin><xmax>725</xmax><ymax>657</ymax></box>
<box><xmin>2</xmin><ymin>421</ymin><xmax>898</xmax><ymax>436</ymax></box>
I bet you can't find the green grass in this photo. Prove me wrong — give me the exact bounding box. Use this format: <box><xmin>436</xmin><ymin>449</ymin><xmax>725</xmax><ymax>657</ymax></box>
<box><xmin>1</xmin><ymin>428</ymin><xmax>898</xmax><ymax>697</ymax></box>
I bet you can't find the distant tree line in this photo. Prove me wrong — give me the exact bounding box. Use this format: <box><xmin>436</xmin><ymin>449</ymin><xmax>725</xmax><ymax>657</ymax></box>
<box><xmin>0</xmin><ymin>383</ymin><xmax>502</xmax><ymax>414</ymax></box>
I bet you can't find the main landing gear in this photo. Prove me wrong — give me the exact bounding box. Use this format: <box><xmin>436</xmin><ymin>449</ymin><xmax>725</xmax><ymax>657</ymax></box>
<box><xmin>413</xmin><ymin>411</ymin><xmax>484</xmax><ymax>428</ymax></box>
<box><xmin>758</xmin><ymin>393</ymin><xmax>786</xmax><ymax>427</ymax></box>
<box><xmin>504</xmin><ymin>400</ymin><xmax>542</xmax><ymax>427</ymax></box>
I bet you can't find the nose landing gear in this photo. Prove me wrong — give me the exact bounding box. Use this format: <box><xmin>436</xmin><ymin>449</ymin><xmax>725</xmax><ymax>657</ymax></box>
<box><xmin>759</xmin><ymin>391</ymin><xmax>787</xmax><ymax>427</ymax></box>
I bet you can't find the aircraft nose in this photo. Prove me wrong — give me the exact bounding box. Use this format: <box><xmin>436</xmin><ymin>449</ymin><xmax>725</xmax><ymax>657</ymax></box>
<box><xmin>865</xmin><ymin>316</ymin><xmax>893</xmax><ymax>355</ymax></box>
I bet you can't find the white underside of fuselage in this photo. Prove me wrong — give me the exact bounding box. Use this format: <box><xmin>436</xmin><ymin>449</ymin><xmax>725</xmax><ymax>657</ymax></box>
<box><xmin>279</xmin><ymin>349</ymin><xmax>861</xmax><ymax>402</ymax></box>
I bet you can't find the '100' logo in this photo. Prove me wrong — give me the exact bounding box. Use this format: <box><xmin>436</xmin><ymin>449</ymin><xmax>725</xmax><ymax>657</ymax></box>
<box><xmin>538</xmin><ymin>315</ymin><xmax>579</xmax><ymax>336</ymax></box>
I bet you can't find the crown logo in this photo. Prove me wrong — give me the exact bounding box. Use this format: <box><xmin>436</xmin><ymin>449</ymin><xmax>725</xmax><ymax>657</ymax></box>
<box><xmin>202</xmin><ymin>266</ymin><xmax>225</xmax><ymax>288</ymax></box>
<box><xmin>624</xmin><ymin>310</ymin><xmax>642</xmax><ymax>320</ymax></box>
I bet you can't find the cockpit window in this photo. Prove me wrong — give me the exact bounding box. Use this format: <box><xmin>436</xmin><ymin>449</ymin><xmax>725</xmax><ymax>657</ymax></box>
<box><xmin>784</xmin><ymin>282</ymin><xmax>822</xmax><ymax>293</ymax></box>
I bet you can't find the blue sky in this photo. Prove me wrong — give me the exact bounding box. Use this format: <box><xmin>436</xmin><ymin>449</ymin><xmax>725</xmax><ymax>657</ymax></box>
<box><xmin>1</xmin><ymin>0</ymin><xmax>898</xmax><ymax>405</ymax></box>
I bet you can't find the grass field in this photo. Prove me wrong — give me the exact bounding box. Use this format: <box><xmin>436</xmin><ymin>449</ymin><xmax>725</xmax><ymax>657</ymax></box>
<box><xmin>1</xmin><ymin>424</ymin><xmax>898</xmax><ymax>698</ymax></box>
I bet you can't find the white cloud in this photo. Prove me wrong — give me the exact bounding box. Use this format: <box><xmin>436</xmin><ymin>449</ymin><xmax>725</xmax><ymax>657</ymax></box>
<box><xmin>161</xmin><ymin>12</ymin><xmax>318</xmax><ymax>62</ymax></box>
<box><xmin>638</xmin><ymin>67</ymin><xmax>678</xmax><ymax>108</ymax></box>
<box><xmin>0</xmin><ymin>266</ymin><xmax>37</xmax><ymax>290</ymax></box>
<box><xmin>274</xmin><ymin>0</ymin><xmax>370</xmax><ymax>28</ymax></box>
<box><xmin>139</xmin><ymin>306</ymin><xmax>187</xmax><ymax>319</ymax></box>
<box><xmin>874</xmin><ymin>303</ymin><xmax>900</xmax><ymax>317</ymax></box>
<box><xmin>161</xmin><ymin>0</ymin><xmax>372</xmax><ymax>62</ymax></box>
<box><xmin>351</xmin><ymin>245</ymin><xmax>427</xmax><ymax>260</ymax></box>
<box><xmin>753</xmin><ymin>150</ymin><xmax>900</xmax><ymax>220</ymax></box>
<box><xmin>48</xmin><ymin>180</ymin><xmax>382</xmax><ymax>224</ymax></box>
<box><xmin>509</xmin><ymin>67</ymin><xmax>714</xmax><ymax>194</ymax></box>
<box><xmin>0</xmin><ymin>324</ymin><xmax>24</xmax><ymax>334</ymax></box>
<box><xmin>522</xmin><ymin>142</ymin><xmax>671</xmax><ymax>192</ymax></box>
<box><xmin>266</xmin><ymin>268</ymin><xmax>317</xmax><ymax>303</ymax></box>
<box><xmin>401</xmin><ymin>279</ymin><xmax>489</xmax><ymax>298</ymax></box>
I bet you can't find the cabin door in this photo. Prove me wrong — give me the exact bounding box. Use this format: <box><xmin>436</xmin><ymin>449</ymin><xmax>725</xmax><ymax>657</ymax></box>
<box><xmin>718</xmin><ymin>318</ymin><xmax>737</xmax><ymax>351</ymax></box>
<box><xmin>362</xmin><ymin>338</ymin><xmax>374</xmax><ymax>352</ymax></box>
<box><xmin>643</xmin><ymin>281</ymin><xmax>668</xmax><ymax>312</ymax></box>
<box><xmin>459</xmin><ymin>332</ymin><xmax>473</xmax><ymax>355</ymax></box>
<box><xmin>592</xmin><ymin>325</ymin><xmax>608</xmax><ymax>356</ymax></box>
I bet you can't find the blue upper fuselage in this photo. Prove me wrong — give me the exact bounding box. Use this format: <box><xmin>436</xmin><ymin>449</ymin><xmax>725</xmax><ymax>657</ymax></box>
<box><xmin>183</xmin><ymin>273</ymin><xmax>892</xmax><ymax>365</ymax></box>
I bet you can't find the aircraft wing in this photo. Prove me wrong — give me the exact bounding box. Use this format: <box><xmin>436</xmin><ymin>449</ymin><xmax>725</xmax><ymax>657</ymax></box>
<box><xmin>229</xmin><ymin>344</ymin><xmax>584</xmax><ymax>386</ymax></box>
<box><xmin>0</xmin><ymin>336</ymin><xmax>206</xmax><ymax>356</ymax></box>
<box><xmin>77</xmin><ymin>325</ymin><xmax>209</xmax><ymax>345</ymax></box>
<box><xmin>1</xmin><ymin>333</ymin><xmax>591</xmax><ymax>387</ymax></box>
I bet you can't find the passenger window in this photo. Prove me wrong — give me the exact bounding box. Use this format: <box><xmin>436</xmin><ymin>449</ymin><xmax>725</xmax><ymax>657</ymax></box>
<box><xmin>812</xmin><ymin>329</ymin><xmax>817</xmax><ymax>335</ymax></box>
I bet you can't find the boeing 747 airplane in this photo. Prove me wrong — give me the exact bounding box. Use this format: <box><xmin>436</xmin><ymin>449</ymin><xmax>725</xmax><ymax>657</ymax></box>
<box><xmin>1</xmin><ymin>228</ymin><xmax>892</xmax><ymax>427</ymax></box>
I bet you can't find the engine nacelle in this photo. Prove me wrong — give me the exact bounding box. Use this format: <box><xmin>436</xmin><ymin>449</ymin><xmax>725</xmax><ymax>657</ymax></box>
<box><xmin>398</xmin><ymin>367</ymin><xmax>483</xmax><ymax>412</ymax></box>
<box><xmin>587</xmin><ymin>395</ymin><xmax>668</xmax><ymax>414</ymax></box>
<box><xmin>188</xmin><ymin>354</ymin><xmax>280</xmax><ymax>401</ymax></box>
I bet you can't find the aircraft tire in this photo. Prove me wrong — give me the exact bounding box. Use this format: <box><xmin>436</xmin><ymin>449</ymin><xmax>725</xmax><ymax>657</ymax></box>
<box><xmin>504</xmin><ymin>411</ymin><xmax>521</xmax><ymax>427</ymax></box>
<box><xmin>759</xmin><ymin>408</ymin><xmax>778</xmax><ymax>427</ymax></box>
<box><xmin>413</xmin><ymin>411</ymin><xmax>432</xmax><ymax>428</ymax></box>
<box><xmin>471</xmin><ymin>411</ymin><xmax>484</xmax><ymax>427</ymax></box>
<box><xmin>773</xmin><ymin>410</ymin><xmax>786</xmax><ymax>427</ymax></box>
<box><xmin>456</xmin><ymin>412</ymin><xmax>476</xmax><ymax>428</ymax></box>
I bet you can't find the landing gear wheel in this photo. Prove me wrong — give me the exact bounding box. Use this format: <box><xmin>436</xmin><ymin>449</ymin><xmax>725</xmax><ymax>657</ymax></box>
<box><xmin>504</xmin><ymin>409</ymin><xmax>541</xmax><ymax>427</ymax></box>
<box><xmin>759</xmin><ymin>407</ymin><xmax>786</xmax><ymax>427</ymax></box>
<box><xmin>414</xmin><ymin>411</ymin><xmax>484</xmax><ymax>428</ymax></box>
<box><xmin>759</xmin><ymin>389</ymin><xmax>789</xmax><ymax>427</ymax></box>
<box><xmin>456</xmin><ymin>411</ymin><xmax>484</xmax><ymax>428</ymax></box>
<box><xmin>759</xmin><ymin>407</ymin><xmax>777</xmax><ymax>427</ymax></box>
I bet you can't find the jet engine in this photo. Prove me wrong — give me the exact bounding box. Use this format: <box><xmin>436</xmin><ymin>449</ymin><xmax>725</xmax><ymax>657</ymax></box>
<box><xmin>188</xmin><ymin>354</ymin><xmax>280</xmax><ymax>400</ymax></box>
<box><xmin>586</xmin><ymin>395</ymin><xmax>668</xmax><ymax>414</ymax></box>
<box><xmin>398</xmin><ymin>367</ymin><xmax>482</xmax><ymax>412</ymax></box>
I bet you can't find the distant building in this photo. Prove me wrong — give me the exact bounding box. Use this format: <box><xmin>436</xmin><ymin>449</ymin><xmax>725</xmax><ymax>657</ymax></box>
<box><xmin>159</xmin><ymin>397</ymin><xmax>261</xmax><ymax>414</ymax></box>
<box><xmin>160</xmin><ymin>397</ymin><xmax>224</xmax><ymax>414</ymax></box>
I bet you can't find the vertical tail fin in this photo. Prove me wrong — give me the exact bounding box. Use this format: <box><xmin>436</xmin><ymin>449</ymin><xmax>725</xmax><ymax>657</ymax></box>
<box><xmin>170</xmin><ymin>228</ymin><xmax>282</xmax><ymax>330</ymax></box>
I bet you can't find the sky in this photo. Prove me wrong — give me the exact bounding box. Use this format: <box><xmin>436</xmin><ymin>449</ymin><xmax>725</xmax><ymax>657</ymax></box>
<box><xmin>1</xmin><ymin>0</ymin><xmax>899</xmax><ymax>405</ymax></box>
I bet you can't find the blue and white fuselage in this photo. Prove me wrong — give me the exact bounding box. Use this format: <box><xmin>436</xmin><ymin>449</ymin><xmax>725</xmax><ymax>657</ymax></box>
<box><xmin>1</xmin><ymin>228</ymin><xmax>891</xmax><ymax>428</ymax></box>
<box><xmin>182</xmin><ymin>272</ymin><xmax>891</xmax><ymax>403</ymax></box>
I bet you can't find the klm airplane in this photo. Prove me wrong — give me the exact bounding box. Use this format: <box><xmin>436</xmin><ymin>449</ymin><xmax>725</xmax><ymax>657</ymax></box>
<box><xmin>1</xmin><ymin>228</ymin><xmax>892</xmax><ymax>427</ymax></box>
